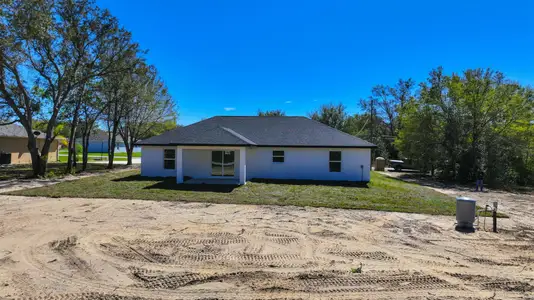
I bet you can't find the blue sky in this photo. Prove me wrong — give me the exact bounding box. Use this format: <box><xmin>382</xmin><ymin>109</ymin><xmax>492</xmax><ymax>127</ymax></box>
<box><xmin>97</xmin><ymin>0</ymin><xmax>534</xmax><ymax>125</ymax></box>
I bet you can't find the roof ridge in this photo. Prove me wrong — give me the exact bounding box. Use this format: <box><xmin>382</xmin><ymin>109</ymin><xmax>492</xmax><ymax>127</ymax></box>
<box><xmin>220</xmin><ymin>126</ymin><xmax>257</xmax><ymax>145</ymax></box>
<box><xmin>212</xmin><ymin>115</ymin><xmax>305</xmax><ymax>118</ymax></box>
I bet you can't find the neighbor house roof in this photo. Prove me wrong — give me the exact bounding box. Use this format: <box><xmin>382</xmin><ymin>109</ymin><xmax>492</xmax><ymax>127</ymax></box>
<box><xmin>87</xmin><ymin>130</ymin><xmax>123</xmax><ymax>143</ymax></box>
<box><xmin>137</xmin><ymin>116</ymin><xmax>376</xmax><ymax>148</ymax></box>
<box><xmin>0</xmin><ymin>124</ymin><xmax>45</xmax><ymax>139</ymax></box>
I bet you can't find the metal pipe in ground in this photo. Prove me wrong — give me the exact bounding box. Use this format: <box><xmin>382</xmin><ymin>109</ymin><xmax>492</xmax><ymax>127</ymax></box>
<box><xmin>493</xmin><ymin>201</ymin><xmax>498</xmax><ymax>233</ymax></box>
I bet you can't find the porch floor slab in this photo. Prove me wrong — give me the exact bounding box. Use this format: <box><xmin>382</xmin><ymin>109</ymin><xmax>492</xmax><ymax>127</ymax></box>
<box><xmin>184</xmin><ymin>178</ymin><xmax>240</xmax><ymax>185</ymax></box>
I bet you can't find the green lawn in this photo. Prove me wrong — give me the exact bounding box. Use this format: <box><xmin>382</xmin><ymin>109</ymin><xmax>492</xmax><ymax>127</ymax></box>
<box><xmin>0</xmin><ymin>163</ymin><xmax>130</xmax><ymax>181</ymax></box>
<box><xmin>7</xmin><ymin>170</ymin><xmax>467</xmax><ymax>216</ymax></box>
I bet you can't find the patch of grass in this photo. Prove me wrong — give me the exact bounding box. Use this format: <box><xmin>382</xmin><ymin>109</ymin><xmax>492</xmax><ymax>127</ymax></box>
<box><xmin>0</xmin><ymin>163</ymin><xmax>131</xmax><ymax>181</ymax></box>
<box><xmin>7</xmin><ymin>171</ymin><xmax>472</xmax><ymax>216</ymax></box>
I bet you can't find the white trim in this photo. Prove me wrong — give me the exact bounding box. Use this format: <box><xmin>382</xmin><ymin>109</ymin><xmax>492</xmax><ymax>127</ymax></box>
<box><xmin>239</xmin><ymin>147</ymin><xmax>246</xmax><ymax>184</ymax></box>
<box><xmin>176</xmin><ymin>147</ymin><xmax>183</xmax><ymax>183</ymax></box>
<box><xmin>179</xmin><ymin>145</ymin><xmax>245</xmax><ymax>150</ymax></box>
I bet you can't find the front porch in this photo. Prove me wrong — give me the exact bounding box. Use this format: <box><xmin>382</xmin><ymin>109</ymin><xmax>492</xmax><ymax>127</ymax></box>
<box><xmin>175</xmin><ymin>146</ymin><xmax>247</xmax><ymax>185</ymax></box>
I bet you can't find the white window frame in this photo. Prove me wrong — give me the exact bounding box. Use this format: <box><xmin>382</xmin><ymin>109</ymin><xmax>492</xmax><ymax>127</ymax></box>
<box><xmin>163</xmin><ymin>149</ymin><xmax>176</xmax><ymax>170</ymax></box>
<box><xmin>329</xmin><ymin>151</ymin><xmax>342</xmax><ymax>172</ymax></box>
<box><xmin>272</xmin><ymin>150</ymin><xmax>285</xmax><ymax>163</ymax></box>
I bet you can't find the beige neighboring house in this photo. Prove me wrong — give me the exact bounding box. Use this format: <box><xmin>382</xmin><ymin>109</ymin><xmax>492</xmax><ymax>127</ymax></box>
<box><xmin>0</xmin><ymin>124</ymin><xmax>62</xmax><ymax>165</ymax></box>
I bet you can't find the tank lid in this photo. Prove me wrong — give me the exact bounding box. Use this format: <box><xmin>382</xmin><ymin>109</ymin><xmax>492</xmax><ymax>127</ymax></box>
<box><xmin>456</xmin><ymin>196</ymin><xmax>476</xmax><ymax>202</ymax></box>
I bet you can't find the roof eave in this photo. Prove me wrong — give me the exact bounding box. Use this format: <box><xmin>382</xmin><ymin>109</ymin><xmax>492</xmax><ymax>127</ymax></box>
<box><xmin>135</xmin><ymin>143</ymin><xmax>376</xmax><ymax>148</ymax></box>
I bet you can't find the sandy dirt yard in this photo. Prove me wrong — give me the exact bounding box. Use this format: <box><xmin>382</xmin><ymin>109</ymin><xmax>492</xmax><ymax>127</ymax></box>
<box><xmin>0</xmin><ymin>184</ymin><xmax>533</xmax><ymax>299</ymax></box>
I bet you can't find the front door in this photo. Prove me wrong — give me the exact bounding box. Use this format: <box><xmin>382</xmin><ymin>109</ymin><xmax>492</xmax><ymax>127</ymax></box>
<box><xmin>211</xmin><ymin>151</ymin><xmax>235</xmax><ymax>177</ymax></box>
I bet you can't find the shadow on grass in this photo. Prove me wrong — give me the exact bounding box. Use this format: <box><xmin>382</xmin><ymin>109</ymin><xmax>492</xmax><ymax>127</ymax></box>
<box><xmin>249</xmin><ymin>178</ymin><xmax>369</xmax><ymax>188</ymax></box>
<box><xmin>113</xmin><ymin>175</ymin><xmax>238</xmax><ymax>193</ymax></box>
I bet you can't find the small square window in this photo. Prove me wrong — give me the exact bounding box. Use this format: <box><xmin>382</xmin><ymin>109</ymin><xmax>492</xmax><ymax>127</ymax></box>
<box><xmin>272</xmin><ymin>150</ymin><xmax>284</xmax><ymax>163</ymax></box>
<box><xmin>329</xmin><ymin>162</ymin><xmax>341</xmax><ymax>172</ymax></box>
<box><xmin>164</xmin><ymin>149</ymin><xmax>176</xmax><ymax>159</ymax></box>
<box><xmin>329</xmin><ymin>151</ymin><xmax>341</xmax><ymax>161</ymax></box>
<box><xmin>164</xmin><ymin>159</ymin><xmax>175</xmax><ymax>170</ymax></box>
<box><xmin>273</xmin><ymin>156</ymin><xmax>284</xmax><ymax>163</ymax></box>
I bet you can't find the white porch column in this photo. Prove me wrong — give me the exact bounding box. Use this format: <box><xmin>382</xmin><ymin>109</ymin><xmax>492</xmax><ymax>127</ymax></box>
<box><xmin>239</xmin><ymin>147</ymin><xmax>246</xmax><ymax>185</ymax></box>
<box><xmin>176</xmin><ymin>147</ymin><xmax>183</xmax><ymax>183</ymax></box>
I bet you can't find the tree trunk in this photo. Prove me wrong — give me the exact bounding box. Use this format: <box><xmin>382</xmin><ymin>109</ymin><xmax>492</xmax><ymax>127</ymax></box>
<box><xmin>21</xmin><ymin>121</ymin><xmax>48</xmax><ymax>177</ymax></box>
<box><xmin>82</xmin><ymin>134</ymin><xmax>89</xmax><ymax>171</ymax></box>
<box><xmin>27</xmin><ymin>135</ymin><xmax>42</xmax><ymax>177</ymax></box>
<box><xmin>66</xmin><ymin>136</ymin><xmax>74</xmax><ymax>173</ymax></box>
<box><xmin>67</xmin><ymin>102</ymin><xmax>82</xmax><ymax>173</ymax></box>
<box><xmin>107</xmin><ymin>123</ymin><xmax>118</xmax><ymax>169</ymax></box>
<box><xmin>125</xmin><ymin>138</ymin><xmax>133</xmax><ymax>166</ymax></box>
<box><xmin>38</xmin><ymin>137</ymin><xmax>53</xmax><ymax>176</ymax></box>
<box><xmin>121</xmin><ymin>128</ymin><xmax>133</xmax><ymax>166</ymax></box>
<box><xmin>81</xmin><ymin>125</ymin><xmax>93</xmax><ymax>172</ymax></box>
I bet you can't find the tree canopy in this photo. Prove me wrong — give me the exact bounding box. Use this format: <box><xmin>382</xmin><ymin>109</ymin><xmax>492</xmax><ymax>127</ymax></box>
<box><xmin>0</xmin><ymin>0</ymin><xmax>176</xmax><ymax>175</ymax></box>
<box><xmin>307</xmin><ymin>67</ymin><xmax>534</xmax><ymax>187</ymax></box>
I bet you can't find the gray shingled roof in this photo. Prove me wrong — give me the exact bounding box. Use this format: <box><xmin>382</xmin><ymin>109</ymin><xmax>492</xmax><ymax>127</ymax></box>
<box><xmin>137</xmin><ymin>116</ymin><xmax>375</xmax><ymax>148</ymax></box>
<box><xmin>87</xmin><ymin>130</ymin><xmax>123</xmax><ymax>143</ymax></box>
<box><xmin>0</xmin><ymin>124</ymin><xmax>45</xmax><ymax>139</ymax></box>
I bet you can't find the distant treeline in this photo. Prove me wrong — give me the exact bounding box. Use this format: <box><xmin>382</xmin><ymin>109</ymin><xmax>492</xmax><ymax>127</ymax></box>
<box><xmin>260</xmin><ymin>67</ymin><xmax>534</xmax><ymax>187</ymax></box>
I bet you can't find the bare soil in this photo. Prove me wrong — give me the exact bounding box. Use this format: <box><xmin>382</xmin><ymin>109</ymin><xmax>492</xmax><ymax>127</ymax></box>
<box><xmin>0</xmin><ymin>183</ymin><xmax>533</xmax><ymax>299</ymax></box>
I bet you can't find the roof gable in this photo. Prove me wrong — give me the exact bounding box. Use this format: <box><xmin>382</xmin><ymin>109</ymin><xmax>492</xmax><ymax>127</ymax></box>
<box><xmin>138</xmin><ymin>116</ymin><xmax>375</xmax><ymax>148</ymax></box>
<box><xmin>0</xmin><ymin>124</ymin><xmax>44</xmax><ymax>139</ymax></box>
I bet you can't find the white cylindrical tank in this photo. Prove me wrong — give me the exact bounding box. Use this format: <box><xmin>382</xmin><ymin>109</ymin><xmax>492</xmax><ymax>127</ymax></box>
<box><xmin>456</xmin><ymin>197</ymin><xmax>476</xmax><ymax>229</ymax></box>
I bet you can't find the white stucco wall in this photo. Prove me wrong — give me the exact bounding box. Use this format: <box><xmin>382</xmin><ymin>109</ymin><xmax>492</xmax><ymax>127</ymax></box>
<box><xmin>140</xmin><ymin>146</ymin><xmax>178</xmax><ymax>177</ymax></box>
<box><xmin>141</xmin><ymin>146</ymin><xmax>241</xmax><ymax>179</ymax></box>
<box><xmin>246</xmin><ymin>147</ymin><xmax>371</xmax><ymax>182</ymax></box>
<box><xmin>182</xmin><ymin>149</ymin><xmax>240</xmax><ymax>179</ymax></box>
<box><xmin>141</xmin><ymin>146</ymin><xmax>371</xmax><ymax>182</ymax></box>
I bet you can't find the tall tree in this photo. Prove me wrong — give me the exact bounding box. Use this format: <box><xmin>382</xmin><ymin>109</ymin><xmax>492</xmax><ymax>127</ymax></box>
<box><xmin>78</xmin><ymin>81</ymin><xmax>105</xmax><ymax>170</ymax></box>
<box><xmin>308</xmin><ymin>103</ymin><xmax>347</xmax><ymax>131</ymax></box>
<box><xmin>257</xmin><ymin>109</ymin><xmax>285</xmax><ymax>116</ymax></box>
<box><xmin>118</xmin><ymin>66</ymin><xmax>175</xmax><ymax>165</ymax></box>
<box><xmin>371</xmin><ymin>85</ymin><xmax>397</xmax><ymax>137</ymax></box>
<box><xmin>396</xmin><ymin>67</ymin><xmax>534</xmax><ymax>186</ymax></box>
<box><xmin>101</xmin><ymin>57</ymin><xmax>141</xmax><ymax>169</ymax></box>
<box><xmin>389</xmin><ymin>78</ymin><xmax>415</xmax><ymax>131</ymax></box>
<box><xmin>0</xmin><ymin>0</ymin><xmax>138</xmax><ymax>176</ymax></box>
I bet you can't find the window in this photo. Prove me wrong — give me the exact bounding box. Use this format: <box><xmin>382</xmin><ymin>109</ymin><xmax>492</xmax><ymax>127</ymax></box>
<box><xmin>163</xmin><ymin>149</ymin><xmax>176</xmax><ymax>170</ymax></box>
<box><xmin>329</xmin><ymin>151</ymin><xmax>341</xmax><ymax>172</ymax></box>
<box><xmin>211</xmin><ymin>151</ymin><xmax>235</xmax><ymax>176</ymax></box>
<box><xmin>272</xmin><ymin>150</ymin><xmax>284</xmax><ymax>163</ymax></box>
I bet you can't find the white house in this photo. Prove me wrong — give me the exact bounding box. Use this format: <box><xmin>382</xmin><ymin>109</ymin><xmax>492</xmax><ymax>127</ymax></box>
<box><xmin>137</xmin><ymin>116</ymin><xmax>376</xmax><ymax>184</ymax></box>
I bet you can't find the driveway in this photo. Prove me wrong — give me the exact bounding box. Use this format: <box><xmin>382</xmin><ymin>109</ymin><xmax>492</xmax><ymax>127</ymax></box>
<box><xmin>0</xmin><ymin>184</ymin><xmax>532</xmax><ymax>299</ymax></box>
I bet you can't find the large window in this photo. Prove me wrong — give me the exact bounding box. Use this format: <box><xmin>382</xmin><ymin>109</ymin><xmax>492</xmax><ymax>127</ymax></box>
<box><xmin>163</xmin><ymin>149</ymin><xmax>176</xmax><ymax>170</ymax></box>
<box><xmin>272</xmin><ymin>150</ymin><xmax>284</xmax><ymax>163</ymax></box>
<box><xmin>329</xmin><ymin>151</ymin><xmax>341</xmax><ymax>172</ymax></box>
